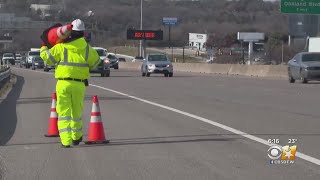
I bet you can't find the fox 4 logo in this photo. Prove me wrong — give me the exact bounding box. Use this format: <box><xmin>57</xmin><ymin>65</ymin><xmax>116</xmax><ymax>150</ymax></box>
<box><xmin>281</xmin><ymin>145</ymin><xmax>297</xmax><ymax>160</ymax></box>
<box><xmin>268</xmin><ymin>145</ymin><xmax>297</xmax><ymax>164</ymax></box>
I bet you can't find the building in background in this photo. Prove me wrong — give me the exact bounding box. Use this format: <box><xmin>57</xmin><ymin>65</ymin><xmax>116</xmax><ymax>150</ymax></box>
<box><xmin>188</xmin><ymin>33</ymin><xmax>207</xmax><ymax>51</ymax></box>
<box><xmin>30</xmin><ymin>3</ymin><xmax>65</xmax><ymax>20</ymax></box>
<box><xmin>0</xmin><ymin>13</ymin><xmax>53</xmax><ymax>29</ymax></box>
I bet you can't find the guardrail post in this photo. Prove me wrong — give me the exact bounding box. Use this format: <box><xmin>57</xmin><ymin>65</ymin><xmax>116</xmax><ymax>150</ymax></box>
<box><xmin>0</xmin><ymin>66</ymin><xmax>11</xmax><ymax>90</ymax></box>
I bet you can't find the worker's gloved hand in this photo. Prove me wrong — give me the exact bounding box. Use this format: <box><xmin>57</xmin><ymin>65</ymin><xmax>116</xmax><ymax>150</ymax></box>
<box><xmin>40</xmin><ymin>34</ymin><xmax>52</xmax><ymax>49</ymax></box>
<box><xmin>84</xmin><ymin>79</ymin><xmax>89</xmax><ymax>86</ymax></box>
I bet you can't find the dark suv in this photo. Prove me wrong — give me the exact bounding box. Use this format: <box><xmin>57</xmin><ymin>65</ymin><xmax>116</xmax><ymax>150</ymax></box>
<box><xmin>91</xmin><ymin>47</ymin><xmax>111</xmax><ymax>77</ymax></box>
<box><xmin>107</xmin><ymin>53</ymin><xmax>119</xmax><ymax>69</ymax></box>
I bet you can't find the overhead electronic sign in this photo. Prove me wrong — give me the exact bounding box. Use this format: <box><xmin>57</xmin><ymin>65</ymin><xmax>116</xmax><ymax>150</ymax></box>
<box><xmin>127</xmin><ymin>29</ymin><xmax>163</xmax><ymax>40</ymax></box>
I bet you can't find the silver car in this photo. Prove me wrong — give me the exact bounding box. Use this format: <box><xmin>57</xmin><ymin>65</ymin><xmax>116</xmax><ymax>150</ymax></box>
<box><xmin>288</xmin><ymin>52</ymin><xmax>320</xmax><ymax>83</ymax></box>
<box><xmin>141</xmin><ymin>53</ymin><xmax>173</xmax><ymax>77</ymax></box>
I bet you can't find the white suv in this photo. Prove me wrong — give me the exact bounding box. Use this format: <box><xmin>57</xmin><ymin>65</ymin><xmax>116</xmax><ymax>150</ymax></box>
<box><xmin>2</xmin><ymin>53</ymin><xmax>15</xmax><ymax>65</ymax></box>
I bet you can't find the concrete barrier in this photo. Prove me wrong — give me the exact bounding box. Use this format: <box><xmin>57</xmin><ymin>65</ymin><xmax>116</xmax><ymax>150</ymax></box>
<box><xmin>119</xmin><ymin>62</ymin><xmax>288</xmax><ymax>79</ymax></box>
<box><xmin>119</xmin><ymin>62</ymin><xmax>142</xmax><ymax>71</ymax></box>
<box><xmin>228</xmin><ymin>64</ymin><xmax>249</xmax><ymax>76</ymax></box>
<box><xmin>266</xmin><ymin>65</ymin><xmax>287</xmax><ymax>78</ymax></box>
<box><xmin>228</xmin><ymin>65</ymin><xmax>271</xmax><ymax>77</ymax></box>
<box><xmin>246</xmin><ymin>65</ymin><xmax>270</xmax><ymax>77</ymax></box>
<box><xmin>173</xmin><ymin>63</ymin><xmax>232</xmax><ymax>75</ymax></box>
<box><xmin>209</xmin><ymin>64</ymin><xmax>232</xmax><ymax>74</ymax></box>
<box><xmin>173</xmin><ymin>63</ymin><xmax>210</xmax><ymax>73</ymax></box>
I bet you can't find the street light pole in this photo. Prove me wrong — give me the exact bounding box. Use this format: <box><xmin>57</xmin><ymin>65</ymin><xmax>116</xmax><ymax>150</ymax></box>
<box><xmin>139</xmin><ymin>0</ymin><xmax>143</xmax><ymax>57</ymax></box>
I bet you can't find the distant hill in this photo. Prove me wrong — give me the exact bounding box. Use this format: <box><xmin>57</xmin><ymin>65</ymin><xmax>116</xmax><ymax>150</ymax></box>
<box><xmin>59</xmin><ymin>0</ymin><xmax>287</xmax><ymax>46</ymax></box>
<box><xmin>0</xmin><ymin>0</ymin><xmax>287</xmax><ymax>47</ymax></box>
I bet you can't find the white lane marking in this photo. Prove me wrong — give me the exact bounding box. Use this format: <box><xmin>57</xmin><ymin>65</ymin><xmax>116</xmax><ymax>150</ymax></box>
<box><xmin>89</xmin><ymin>84</ymin><xmax>320</xmax><ymax>166</ymax></box>
<box><xmin>24</xmin><ymin>146</ymin><xmax>38</xmax><ymax>150</ymax></box>
<box><xmin>13</xmin><ymin>66</ymin><xmax>320</xmax><ymax>166</ymax></box>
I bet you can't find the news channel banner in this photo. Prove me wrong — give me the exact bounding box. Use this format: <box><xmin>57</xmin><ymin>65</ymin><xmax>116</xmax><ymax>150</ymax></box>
<box><xmin>267</xmin><ymin>138</ymin><xmax>298</xmax><ymax>165</ymax></box>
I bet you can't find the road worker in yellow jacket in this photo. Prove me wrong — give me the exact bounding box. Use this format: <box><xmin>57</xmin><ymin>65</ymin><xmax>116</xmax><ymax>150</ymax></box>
<box><xmin>40</xmin><ymin>19</ymin><xmax>100</xmax><ymax>148</ymax></box>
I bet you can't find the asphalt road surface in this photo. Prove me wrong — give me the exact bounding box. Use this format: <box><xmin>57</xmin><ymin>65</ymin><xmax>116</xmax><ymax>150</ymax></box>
<box><xmin>0</xmin><ymin>66</ymin><xmax>319</xmax><ymax>180</ymax></box>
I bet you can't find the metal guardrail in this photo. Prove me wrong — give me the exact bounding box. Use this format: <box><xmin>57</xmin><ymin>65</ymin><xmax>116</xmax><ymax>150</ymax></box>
<box><xmin>0</xmin><ymin>66</ymin><xmax>11</xmax><ymax>90</ymax></box>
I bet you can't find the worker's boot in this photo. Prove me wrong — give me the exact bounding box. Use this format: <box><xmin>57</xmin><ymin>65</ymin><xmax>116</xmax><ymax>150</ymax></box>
<box><xmin>72</xmin><ymin>136</ymin><xmax>82</xmax><ymax>146</ymax></box>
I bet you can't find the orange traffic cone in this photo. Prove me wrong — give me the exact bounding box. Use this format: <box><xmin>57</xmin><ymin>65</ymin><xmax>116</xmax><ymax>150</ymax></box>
<box><xmin>85</xmin><ymin>96</ymin><xmax>110</xmax><ymax>144</ymax></box>
<box><xmin>44</xmin><ymin>92</ymin><xmax>59</xmax><ymax>137</ymax></box>
<box><xmin>47</xmin><ymin>24</ymin><xmax>73</xmax><ymax>46</ymax></box>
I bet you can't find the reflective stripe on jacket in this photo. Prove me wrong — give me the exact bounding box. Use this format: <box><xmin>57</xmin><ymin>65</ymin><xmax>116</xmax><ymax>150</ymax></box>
<box><xmin>40</xmin><ymin>38</ymin><xmax>100</xmax><ymax>80</ymax></box>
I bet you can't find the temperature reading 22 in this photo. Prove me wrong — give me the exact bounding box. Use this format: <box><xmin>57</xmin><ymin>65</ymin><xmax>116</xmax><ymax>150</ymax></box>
<box><xmin>288</xmin><ymin>139</ymin><xmax>297</xmax><ymax>144</ymax></box>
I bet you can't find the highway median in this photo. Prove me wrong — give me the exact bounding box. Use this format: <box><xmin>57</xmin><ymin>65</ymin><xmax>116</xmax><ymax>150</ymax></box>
<box><xmin>119</xmin><ymin>62</ymin><xmax>288</xmax><ymax>79</ymax></box>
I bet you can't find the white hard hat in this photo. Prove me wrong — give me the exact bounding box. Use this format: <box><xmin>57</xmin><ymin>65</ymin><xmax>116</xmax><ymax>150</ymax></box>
<box><xmin>71</xmin><ymin>19</ymin><xmax>85</xmax><ymax>31</ymax></box>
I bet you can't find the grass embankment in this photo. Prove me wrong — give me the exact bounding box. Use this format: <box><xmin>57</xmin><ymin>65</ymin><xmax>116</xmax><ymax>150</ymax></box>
<box><xmin>109</xmin><ymin>46</ymin><xmax>205</xmax><ymax>63</ymax></box>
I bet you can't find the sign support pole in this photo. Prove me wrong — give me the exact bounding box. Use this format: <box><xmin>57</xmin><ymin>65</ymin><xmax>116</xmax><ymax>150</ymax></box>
<box><xmin>143</xmin><ymin>39</ymin><xmax>147</xmax><ymax>58</ymax></box>
<box><xmin>183</xmin><ymin>46</ymin><xmax>185</xmax><ymax>63</ymax></box>
<box><xmin>169</xmin><ymin>25</ymin><xmax>171</xmax><ymax>48</ymax></box>
<box><xmin>248</xmin><ymin>41</ymin><xmax>253</xmax><ymax>65</ymax></box>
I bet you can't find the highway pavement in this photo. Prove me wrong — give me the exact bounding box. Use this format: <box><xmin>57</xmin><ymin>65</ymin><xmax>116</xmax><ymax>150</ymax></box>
<box><xmin>0</xmin><ymin>65</ymin><xmax>319</xmax><ymax>179</ymax></box>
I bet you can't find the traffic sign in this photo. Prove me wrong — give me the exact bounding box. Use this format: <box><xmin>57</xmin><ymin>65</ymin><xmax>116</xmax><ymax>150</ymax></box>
<box><xmin>0</xmin><ymin>36</ymin><xmax>13</xmax><ymax>43</ymax></box>
<box><xmin>281</xmin><ymin>0</ymin><xmax>320</xmax><ymax>14</ymax></box>
<box><xmin>127</xmin><ymin>29</ymin><xmax>163</xmax><ymax>40</ymax></box>
<box><xmin>162</xmin><ymin>17</ymin><xmax>178</xmax><ymax>25</ymax></box>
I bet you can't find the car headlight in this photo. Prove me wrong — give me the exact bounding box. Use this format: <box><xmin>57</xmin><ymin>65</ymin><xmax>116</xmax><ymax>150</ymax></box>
<box><xmin>148</xmin><ymin>64</ymin><xmax>155</xmax><ymax>67</ymax></box>
<box><xmin>104</xmin><ymin>59</ymin><xmax>110</xmax><ymax>64</ymax></box>
<box><xmin>166</xmin><ymin>64</ymin><xmax>172</xmax><ymax>67</ymax></box>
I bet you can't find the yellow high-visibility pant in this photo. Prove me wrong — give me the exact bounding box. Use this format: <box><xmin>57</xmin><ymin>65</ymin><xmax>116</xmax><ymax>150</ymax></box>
<box><xmin>56</xmin><ymin>80</ymin><xmax>85</xmax><ymax>146</ymax></box>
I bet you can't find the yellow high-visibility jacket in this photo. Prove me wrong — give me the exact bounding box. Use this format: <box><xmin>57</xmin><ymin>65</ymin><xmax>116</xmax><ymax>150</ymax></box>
<box><xmin>40</xmin><ymin>38</ymin><xmax>100</xmax><ymax>80</ymax></box>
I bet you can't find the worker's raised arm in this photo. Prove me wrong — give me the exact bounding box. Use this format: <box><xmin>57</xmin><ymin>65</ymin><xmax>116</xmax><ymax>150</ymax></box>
<box><xmin>40</xmin><ymin>43</ymin><xmax>63</xmax><ymax>66</ymax></box>
<box><xmin>86</xmin><ymin>44</ymin><xmax>100</xmax><ymax>70</ymax></box>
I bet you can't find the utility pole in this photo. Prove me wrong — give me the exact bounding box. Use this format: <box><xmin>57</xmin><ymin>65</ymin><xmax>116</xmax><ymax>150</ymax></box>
<box><xmin>281</xmin><ymin>41</ymin><xmax>284</xmax><ymax>64</ymax></box>
<box><xmin>182</xmin><ymin>46</ymin><xmax>185</xmax><ymax>63</ymax></box>
<box><xmin>168</xmin><ymin>25</ymin><xmax>171</xmax><ymax>48</ymax></box>
<box><xmin>139</xmin><ymin>0</ymin><xmax>143</xmax><ymax>57</ymax></box>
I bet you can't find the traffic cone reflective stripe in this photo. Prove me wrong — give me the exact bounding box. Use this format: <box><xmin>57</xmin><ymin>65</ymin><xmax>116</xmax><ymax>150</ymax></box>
<box><xmin>44</xmin><ymin>92</ymin><xmax>59</xmax><ymax>137</ymax></box>
<box><xmin>50</xmin><ymin>97</ymin><xmax>57</xmax><ymax>113</ymax></box>
<box><xmin>91</xmin><ymin>112</ymin><xmax>101</xmax><ymax>118</ymax></box>
<box><xmin>57</xmin><ymin>24</ymin><xmax>72</xmax><ymax>39</ymax></box>
<box><xmin>85</xmin><ymin>95</ymin><xmax>109</xmax><ymax>144</ymax></box>
<box><xmin>50</xmin><ymin>111</ymin><xmax>58</xmax><ymax>118</ymax></box>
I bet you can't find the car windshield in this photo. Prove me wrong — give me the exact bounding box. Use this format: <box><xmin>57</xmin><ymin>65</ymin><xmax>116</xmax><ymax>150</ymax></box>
<box><xmin>3</xmin><ymin>54</ymin><xmax>13</xmax><ymax>57</ymax></box>
<box><xmin>29</xmin><ymin>51</ymin><xmax>40</xmax><ymax>56</ymax></box>
<box><xmin>107</xmin><ymin>54</ymin><xmax>116</xmax><ymax>59</ymax></box>
<box><xmin>33</xmin><ymin>57</ymin><xmax>42</xmax><ymax>62</ymax></box>
<box><xmin>302</xmin><ymin>54</ymin><xmax>320</xmax><ymax>62</ymax></box>
<box><xmin>148</xmin><ymin>55</ymin><xmax>168</xmax><ymax>61</ymax></box>
<box><xmin>95</xmin><ymin>49</ymin><xmax>107</xmax><ymax>56</ymax></box>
